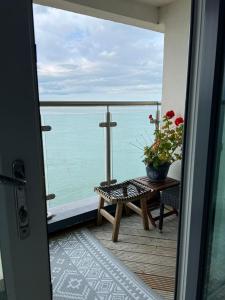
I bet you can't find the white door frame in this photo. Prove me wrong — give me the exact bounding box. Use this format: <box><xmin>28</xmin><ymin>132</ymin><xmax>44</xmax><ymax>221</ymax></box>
<box><xmin>0</xmin><ymin>1</ymin><xmax>51</xmax><ymax>299</ymax></box>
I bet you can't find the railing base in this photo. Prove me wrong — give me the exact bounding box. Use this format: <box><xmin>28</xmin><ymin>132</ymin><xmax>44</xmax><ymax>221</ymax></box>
<box><xmin>100</xmin><ymin>179</ymin><xmax>117</xmax><ymax>187</ymax></box>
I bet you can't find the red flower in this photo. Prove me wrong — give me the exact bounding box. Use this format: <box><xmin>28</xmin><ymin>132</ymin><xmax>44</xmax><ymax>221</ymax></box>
<box><xmin>148</xmin><ymin>114</ymin><xmax>153</xmax><ymax>120</ymax></box>
<box><xmin>165</xmin><ymin>110</ymin><xmax>175</xmax><ymax>119</ymax></box>
<box><xmin>175</xmin><ymin>117</ymin><xmax>184</xmax><ymax>126</ymax></box>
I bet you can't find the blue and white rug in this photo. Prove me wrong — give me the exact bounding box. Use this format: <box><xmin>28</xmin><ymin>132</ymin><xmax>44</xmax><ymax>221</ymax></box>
<box><xmin>50</xmin><ymin>230</ymin><xmax>163</xmax><ymax>300</ymax></box>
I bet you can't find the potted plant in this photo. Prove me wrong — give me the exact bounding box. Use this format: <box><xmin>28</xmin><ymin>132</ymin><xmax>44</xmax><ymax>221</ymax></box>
<box><xmin>143</xmin><ymin>110</ymin><xmax>184</xmax><ymax>182</ymax></box>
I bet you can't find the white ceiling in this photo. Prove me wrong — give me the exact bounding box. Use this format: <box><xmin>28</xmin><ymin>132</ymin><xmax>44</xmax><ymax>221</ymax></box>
<box><xmin>136</xmin><ymin>0</ymin><xmax>176</xmax><ymax>7</ymax></box>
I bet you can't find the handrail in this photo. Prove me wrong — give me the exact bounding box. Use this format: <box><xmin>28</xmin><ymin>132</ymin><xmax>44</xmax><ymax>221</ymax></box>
<box><xmin>40</xmin><ymin>101</ymin><xmax>161</xmax><ymax>107</ymax></box>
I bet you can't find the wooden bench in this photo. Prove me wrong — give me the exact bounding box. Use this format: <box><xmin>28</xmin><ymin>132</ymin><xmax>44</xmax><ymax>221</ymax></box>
<box><xmin>95</xmin><ymin>177</ymin><xmax>180</xmax><ymax>242</ymax></box>
<box><xmin>95</xmin><ymin>180</ymin><xmax>153</xmax><ymax>242</ymax></box>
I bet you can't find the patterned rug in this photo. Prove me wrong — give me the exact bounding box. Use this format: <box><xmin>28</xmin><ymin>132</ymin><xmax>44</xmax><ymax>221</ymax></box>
<box><xmin>49</xmin><ymin>230</ymin><xmax>163</xmax><ymax>300</ymax></box>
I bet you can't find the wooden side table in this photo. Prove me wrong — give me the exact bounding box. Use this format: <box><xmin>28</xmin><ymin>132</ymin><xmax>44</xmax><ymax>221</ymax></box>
<box><xmin>133</xmin><ymin>176</ymin><xmax>180</xmax><ymax>227</ymax></box>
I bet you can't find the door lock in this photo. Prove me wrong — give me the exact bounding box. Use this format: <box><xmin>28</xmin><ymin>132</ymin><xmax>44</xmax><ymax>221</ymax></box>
<box><xmin>13</xmin><ymin>160</ymin><xmax>30</xmax><ymax>240</ymax></box>
<box><xmin>0</xmin><ymin>161</ymin><xmax>30</xmax><ymax>239</ymax></box>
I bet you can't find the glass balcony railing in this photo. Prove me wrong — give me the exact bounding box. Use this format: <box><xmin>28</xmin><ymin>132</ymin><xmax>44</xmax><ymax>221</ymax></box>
<box><xmin>111</xmin><ymin>106</ymin><xmax>157</xmax><ymax>183</ymax></box>
<box><xmin>40</xmin><ymin>101</ymin><xmax>161</xmax><ymax>213</ymax></box>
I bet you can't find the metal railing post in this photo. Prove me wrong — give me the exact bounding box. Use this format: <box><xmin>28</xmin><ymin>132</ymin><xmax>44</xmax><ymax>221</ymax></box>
<box><xmin>99</xmin><ymin>106</ymin><xmax>117</xmax><ymax>186</ymax></box>
<box><xmin>149</xmin><ymin>103</ymin><xmax>160</xmax><ymax>130</ymax></box>
<box><xmin>156</xmin><ymin>103</ymin><xmax>160</xmax><ymax>130</ymax></box>
<box><xmin>106</xmin><ymin>107</ymin><xmax>111</xmax><ymax>186</ymax></box>
<box><xmin>41</xmin><ymin>125</ymin><xmax>56</xmax><ymax>220</ymax></box>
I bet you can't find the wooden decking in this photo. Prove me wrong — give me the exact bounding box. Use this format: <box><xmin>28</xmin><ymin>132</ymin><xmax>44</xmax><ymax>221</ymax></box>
<box><xmin>89</xmin><ymin>209</ymin><xmax>178</xmax><ymax>300</ymax></box>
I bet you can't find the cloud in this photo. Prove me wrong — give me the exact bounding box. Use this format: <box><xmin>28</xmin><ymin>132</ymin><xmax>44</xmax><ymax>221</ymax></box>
<box><xmin>33</xmin><ymin>4</ymin><xmax>164</xmax><ymax>101</ymax></box>
<box><xmin>100</xmin><ymin>50</ymin><xmax>117</xmax><ymax>58</ymax></box>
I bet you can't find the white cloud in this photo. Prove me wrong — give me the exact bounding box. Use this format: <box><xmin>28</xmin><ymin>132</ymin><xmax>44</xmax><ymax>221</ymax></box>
<box><xmin>100</xmin><ymin>50</ymin><xmax>117</xmax><ymax>58</ymax></box>
<box><xmin>38</xmin><ymin>64</ymin><xmax>73</xmax><ymax>76</ymax></box>
<box><xmin>33</xmin><ymin>4</ymin><xmax>164</xmax><ymax>101</ymax></box>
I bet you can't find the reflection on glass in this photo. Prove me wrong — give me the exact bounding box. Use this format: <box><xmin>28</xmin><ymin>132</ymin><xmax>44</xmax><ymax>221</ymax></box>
<box><xmin>41</xmin><ymin>107</ymin><xmax>105</xmax><ymax>208</ymax></box>
<box><xmin>203</xmin><ymin>67</ymin><xmax>225</xmax><ymax>299</ymax></box>
<box><xmin>111</xmin><ymin>106</ymin><xmax>158</xmax><ymax>182</ymax></box>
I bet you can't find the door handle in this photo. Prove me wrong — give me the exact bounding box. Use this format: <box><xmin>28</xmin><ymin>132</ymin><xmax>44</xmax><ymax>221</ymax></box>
<box><xmin>0</xmin><ymin>174</ymin><xmax>26</xmax><ymax>186</ymax></box>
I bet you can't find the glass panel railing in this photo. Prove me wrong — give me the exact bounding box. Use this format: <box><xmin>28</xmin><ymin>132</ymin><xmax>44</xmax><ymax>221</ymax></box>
<box><xmin>40</xmin><ymin>102</ymin><xmax>160</xmax><ymax>215</ymax></box>
<box><xmin>111</xmin><ymin>106</ymin><xmax>158</xmax><ymax>182</ymax></box>
<box><xmin>41</xmin><ymin>107</ymin><xmax>105</xmax><ymax>210</ymax></box>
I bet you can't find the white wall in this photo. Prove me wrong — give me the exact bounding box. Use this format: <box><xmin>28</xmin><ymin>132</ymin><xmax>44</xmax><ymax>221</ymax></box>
<box><xmin>159</xmin><ymin>0</ymin><xmax>191</xmax><ymax>179</ymax></box>
<box><xmin>160</xmin><ymin>0</ymin><xmax>191</xmax><ymax>116</ymax></box>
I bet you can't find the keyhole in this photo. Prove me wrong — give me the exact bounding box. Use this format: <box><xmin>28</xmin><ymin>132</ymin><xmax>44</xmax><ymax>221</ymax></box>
<box><xmin>19</xmin><ymin>206</ymin><xmax>28</xmax><ymax>223</ymax></box>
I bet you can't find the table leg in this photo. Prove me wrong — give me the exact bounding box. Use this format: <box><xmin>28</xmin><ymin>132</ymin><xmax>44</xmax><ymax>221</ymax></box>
<box><xmin>140</xmin><ymin>198</ymin><xmax>150</xmax><ymax>230</ymax></box>
<box><xmin>97</xmin><ymin>197</ymin><xmax>105</xmax><ymax>226</ymax></box>
<box><xmin>159</xmin><ymin>203</ymin><xmax>164</xmax><ymax>232</ymax></box>
<box><xmin>112</xmin><ymin>202</ymin><xmax>123</xmax><ymax>242</ymax></box>
<box><xmin>124</xmin><ymin>203</ymin><xmax>131</xmax><ymax>216</ymax></box>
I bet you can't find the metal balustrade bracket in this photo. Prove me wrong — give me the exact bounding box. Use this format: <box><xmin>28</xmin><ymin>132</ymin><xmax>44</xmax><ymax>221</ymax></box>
<box><xmin>46</xmin><ymin>194</ymin><xmax>56</xmax><ymax>201</ymax></box>
<box><xmin>100</xmin><ymin>179</ymin><xmax>117</xmax><ymax>187</ymax></box>
<box><xmin>46</xmin><ymin>194</ymin><xmax>56</xmax><ymax>221</ymax></box>
<box><xmin>41</xmin><ymin>125</ymin><xmax>52</xmax><ymax>132</ymax></box>
<box><xmin>47</xmin><ymin>211</ymin><xmax>55</xmax><ymax>221</ymax></box>
<box><xmin>99</xmin><ymin>122</ymin><xmax>117</xmax><ymax>128</ymax></box>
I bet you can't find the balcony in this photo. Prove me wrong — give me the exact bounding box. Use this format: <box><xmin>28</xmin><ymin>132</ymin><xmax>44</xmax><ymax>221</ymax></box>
<box><xmin>41</xmin><ymin>101</ymin><xmax>178</xmax><ymax>299</ymax></box>
<box><xmin>40</xmin><ymin>101</ymin><xmax>160</xmax><ymax>220</ymax></box>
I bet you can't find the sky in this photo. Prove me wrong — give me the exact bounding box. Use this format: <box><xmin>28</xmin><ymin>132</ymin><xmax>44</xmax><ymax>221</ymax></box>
<box><xmin>33</xmin><ymin>4</ymin><xmax>164</xmax><ymax>101</ymax></box>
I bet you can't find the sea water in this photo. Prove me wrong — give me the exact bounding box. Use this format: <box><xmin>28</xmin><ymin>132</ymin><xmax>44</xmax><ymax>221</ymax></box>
<box><xmin>41</xmin><ymin>106</ymin><xmax>156</xmax><ymax>208</ymax></box>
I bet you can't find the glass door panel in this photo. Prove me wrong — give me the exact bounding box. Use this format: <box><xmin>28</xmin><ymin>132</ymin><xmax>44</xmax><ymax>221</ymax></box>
<box><xmin>203</xmin><ymin>57</ymin><xmax>225</xmax><ymax>299</ymax></box>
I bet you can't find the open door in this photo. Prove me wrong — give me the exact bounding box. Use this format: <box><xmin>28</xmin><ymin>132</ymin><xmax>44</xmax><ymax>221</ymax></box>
<box><xmin>176</xmin><ymin>0</ymin><xmax>225</xmax><ymax>299</ymax></box>
<box><xmin>0</xmin><ymin>1</ymin><xmax>51</xmax><ymax>299</ymax></box>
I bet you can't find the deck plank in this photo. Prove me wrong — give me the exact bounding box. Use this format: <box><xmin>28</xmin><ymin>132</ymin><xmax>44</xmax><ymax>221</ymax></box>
<box><xmin>114</xmin><ymin>259</ymin><xmax>176</xmax><ymax>277</ymax></box>
<box><xmin>136</xmin><ymin>273</ymin><xmax>175</xmax><ymax>292</ymax></box>
<box><xmin>98</xmin><ymin>240</ymin><xmax>176</xmax><ymax>257</ymax></box>
<box><xmin>92</xmin><ymin>225</ymin><xmax>177</xmax><ymax>240</ymax></box>
<box><xmin>92</xmin><ymin>231</ymin><xmax>177</xmax><ymax>249</ymax></box>
<box><xmin>110</xmin><ymin>249</ymin><xmax>176</xmax><ymax>267</ymax></box>
<box><xmin>89</xmin><ymin>210</ymin><xmax>178</xmax><ymax>300</ymax></box>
